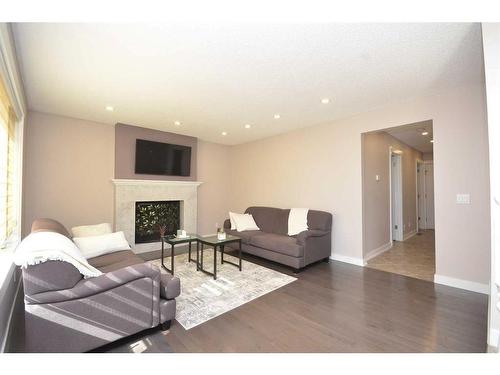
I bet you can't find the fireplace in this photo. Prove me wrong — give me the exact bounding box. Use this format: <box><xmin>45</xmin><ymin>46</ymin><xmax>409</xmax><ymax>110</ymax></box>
<box><xmin>135</xmin><ymin>200</ymin><xmax>181</xmax><ymax>244</ymax></box>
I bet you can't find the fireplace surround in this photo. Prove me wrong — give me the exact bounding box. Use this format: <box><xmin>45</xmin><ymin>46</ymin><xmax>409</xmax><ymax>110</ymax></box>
<box><xmin>112</xmin><ymin>179</ymin><xmax>202</xmax><ymax>253</ymax></box>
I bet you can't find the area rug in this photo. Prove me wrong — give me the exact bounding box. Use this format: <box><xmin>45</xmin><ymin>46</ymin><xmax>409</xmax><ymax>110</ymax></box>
<box><xmin>149</xmin><ymin>252</ymin><xmax>296</xmax><ymax>330</ymax></box>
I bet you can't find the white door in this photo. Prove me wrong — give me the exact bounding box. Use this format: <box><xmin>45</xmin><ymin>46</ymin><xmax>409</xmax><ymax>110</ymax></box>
<box><xmin>424</xmin><ymin>162</ymin><xmax>435</xmax><ymax>229</ymax></box>
<box><xmin>391</xmin><ymin>153</ymin><xmax>403</xmax><ymax>241</ymax></box>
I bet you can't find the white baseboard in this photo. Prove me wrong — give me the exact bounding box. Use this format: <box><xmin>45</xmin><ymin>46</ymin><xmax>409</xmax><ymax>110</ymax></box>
<box><xmin>330</xmin><ymin>254</ymin><xmax>365</xmax><ymax>267</ymax></box>
<box><xmin>434</xmin><ymin>274</ymin><xmax>489</xmax><ymax>294</ymax></box>
<box><xmin>489</xmin><ymin>328</ymin><xmax>500</xmax><ymax>350</ymax></box>
<box><xmin>364</xmin><ymin>241</ymin><xmax>392</xmax><ymax>262</ymax></box>
<box><xmin>403</xmin><ymin>229</ymin><xmax>417</xmax><ymax>241</ymax></box>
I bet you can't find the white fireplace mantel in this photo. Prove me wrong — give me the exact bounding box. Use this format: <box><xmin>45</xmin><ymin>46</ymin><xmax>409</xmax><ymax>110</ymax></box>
<box><xmin>112</xmin><ymin>178</ymin><xmax>202</xmax><ymax>253</ymax></box>
<box><xmin>111</xmin><ymin>179</ymin><xmax>203</xmax><ymax>187</ymax></box>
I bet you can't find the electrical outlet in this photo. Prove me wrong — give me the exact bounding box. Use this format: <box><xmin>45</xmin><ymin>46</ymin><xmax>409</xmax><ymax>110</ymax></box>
<box><xmin>456</xmin><ymin>194</ymin><xmax>471</xmax><ymax>204</ymax></box>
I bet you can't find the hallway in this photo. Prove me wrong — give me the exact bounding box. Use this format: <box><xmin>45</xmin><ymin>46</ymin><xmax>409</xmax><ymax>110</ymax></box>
<box><xmin>366</xmin><ymin>230</ymin><xmax>435</xmax><ymax>282</ymax></box>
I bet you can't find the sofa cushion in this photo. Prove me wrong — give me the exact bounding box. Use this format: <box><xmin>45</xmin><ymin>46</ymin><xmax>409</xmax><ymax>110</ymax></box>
<box><xmin>22</xmin><ymin>261</ymin><xmax>83</xmax><ymax>296</ymax></box>
<box><xmin>71</xmin><ymin>222</ymin><xmax>112</xmax><ymax>238</ymax></box>
<box><xmin>250</xmin><ymin>233</ymin><xmax>304</xmax><ymax>257</ymax></box>
<box><xmin>73</xmin><ymin>231</ymin><xmax>131</xmax><ymax>259</ymax></box>
<box><xmin>31</xmin><ymin>218</ymin><xmax>71</xmax><ymax>238</ymax></box>
<box><xmin>160</xmin><ymin>274</ymin><xmax>181</xmax><ymax>300</ymax></box>
<box><xmin>225</xmin><ymin>229</ymin><xmax>263</xmax><ymax>244</ymax></box>
<box><xmin>87</xmin><ymin>250</ymin><xmax>144</xmax><ymax>273</ymax></box>
<box><xmin>307</xmin><ymin>210</ymin><xmax>333</xmax><ymax>231</ymax></box>
<box><xmin>245</xmin><ymin>207</ymin><xmax>289</xmax><ymax>235</ymax></box>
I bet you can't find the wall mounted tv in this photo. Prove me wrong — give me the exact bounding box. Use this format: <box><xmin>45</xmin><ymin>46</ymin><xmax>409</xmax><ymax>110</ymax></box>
<box><xmin>135</xmin><ymin>139</ymin><xmax>191</xmax><ymax>176</ymax></box>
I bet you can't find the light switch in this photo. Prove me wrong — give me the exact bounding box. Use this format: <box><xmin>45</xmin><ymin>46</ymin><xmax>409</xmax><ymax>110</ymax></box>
<box><xmin>375</xmin><ymin>175</ymin><xmax>380</xmax><ymax>181</ymax></box>
<box><xmin>456</xmin><ymin>194</ymin><xmax>471</xmax><ymax>204</ymax></box>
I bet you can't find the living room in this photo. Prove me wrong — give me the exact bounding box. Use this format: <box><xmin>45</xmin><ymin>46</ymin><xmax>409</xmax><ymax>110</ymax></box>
<box><xmin>1</xmin><ymin>1</ymin><xmax>500</xmax><ymax>372</ymax></box>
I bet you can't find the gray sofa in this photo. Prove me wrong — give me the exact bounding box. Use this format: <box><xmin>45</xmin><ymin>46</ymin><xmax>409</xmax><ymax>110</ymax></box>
<box><xmin>224</xmin><ymin>207</ymin><xmax>332</xmax><ymax>271</ymax></box>
<box><xmin>22</xmin><ymin>218</ymin><xmax>180</xmax><ymax>353</ymax></box>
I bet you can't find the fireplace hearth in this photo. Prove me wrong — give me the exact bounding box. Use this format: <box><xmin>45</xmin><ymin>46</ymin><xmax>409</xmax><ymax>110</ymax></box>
<box><xmin>135</xmin><ymin>200</ymin><xmax>181</xmax><ymax>244</ymax></box>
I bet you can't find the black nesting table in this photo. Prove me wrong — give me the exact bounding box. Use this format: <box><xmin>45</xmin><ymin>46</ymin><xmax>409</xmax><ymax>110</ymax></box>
<box><xmin>160</xmin><ymin>234</ymin><xmax>198</xmax><ymax>275</ymax></box>
<box><xmin>160</xmin><ymin>234</ymin><xmax>242</xmax><ymax>279</ymax></box>
<box><xmin>196</xmin><ymin>234</ymin><xmax>242</xmax><ymax>280</ymax></box>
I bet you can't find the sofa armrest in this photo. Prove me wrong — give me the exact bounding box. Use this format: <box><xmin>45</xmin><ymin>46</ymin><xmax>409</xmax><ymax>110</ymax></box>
<box><xmin>160</xmin><ymin>274</ymin><xmax>180</xmax><ymax>300</ymax></box>
<box><xmin>26</xmin><ymin>263</ymin><xmax>161</xmax><ymax>304</ymax></box>
<box><xmin>296</xmin><ymin>229</ymin><xmax>329</xmax><ymax>246</ymax></box>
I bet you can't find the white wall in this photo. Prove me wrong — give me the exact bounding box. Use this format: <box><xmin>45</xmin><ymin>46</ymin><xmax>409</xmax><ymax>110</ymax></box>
<box><xmin>230</xmin><ymin>83</ymin><xmax>490</xmax><ymax>289</ymax></box>
<box><xmin>196</xmin><ymin>140</ymin><xmax>231</xmax><ymax>235</ymax></box>
<box><xmin>22</xmin><ymin>112</ymin><xmax>116</xmax><ymax>235</ymax></box>
<box><xmin>482</xmin><ymin>23</ymin><xmax>500</xmax><ymax>349</ymax></box>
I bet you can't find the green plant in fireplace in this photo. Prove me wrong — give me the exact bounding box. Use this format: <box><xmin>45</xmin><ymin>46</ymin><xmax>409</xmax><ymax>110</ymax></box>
<box><xmin>135</xmin><ymin>201</ymin><xmax>180</xmax><ymax>241</ymax></box>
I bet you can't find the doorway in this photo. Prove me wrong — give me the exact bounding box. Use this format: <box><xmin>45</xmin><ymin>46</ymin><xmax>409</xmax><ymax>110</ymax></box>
<box><xmin>362</xmin><ymin>120</ymin><xmax>436</xmax><ymax>282</ymax></box>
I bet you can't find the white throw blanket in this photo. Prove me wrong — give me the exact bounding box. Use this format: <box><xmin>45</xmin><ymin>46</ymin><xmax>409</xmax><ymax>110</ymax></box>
<box><xmin>288</xmin><ymin>208</ymin><xmax>309</xmax><ymax>236</ymax></box>
<box><xmin>14</xmin><ymin>231</ymin><xmax>102</xmax><ymax>278</ymax></box>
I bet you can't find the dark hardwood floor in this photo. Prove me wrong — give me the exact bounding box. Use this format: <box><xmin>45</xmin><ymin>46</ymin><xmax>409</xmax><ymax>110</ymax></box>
<box><xmin>163</xmin><ymin>254</ymin><xmax>487</xmax><ymax>352</ymax></box>
<box><xmin>7</xmin><ymin>252</ymin><xmax>488</xmax><ymax>353</ymax></box>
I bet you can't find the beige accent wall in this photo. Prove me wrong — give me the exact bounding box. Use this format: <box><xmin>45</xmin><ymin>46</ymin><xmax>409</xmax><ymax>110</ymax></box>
<box><xmin>115</xmin><ymin>123</ymin><xmax>198</xmax><ymax>181</ymax></box>
<box><xmin>362</xmin><ymin>132</ymin><xmax>422</xmax><ymax>258</ymax></box>
<box><xmin>229</xmin><ymin>83</ymin><xmax>490</xmax><ymax>285</ymax></box>
<box><xmin>22</xmin><ymin>111</ymin><xmax>231</xmax><ymax>238</ymax></box>
<box><xmin>22</xmin><ymin>112</ymin><xmax>115</xmax><ymax>235</ymax></box>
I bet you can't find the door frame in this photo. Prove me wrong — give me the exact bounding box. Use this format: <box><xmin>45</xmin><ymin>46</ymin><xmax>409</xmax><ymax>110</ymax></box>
<box><xmin>416</xmin><ymin>159</ymin><xmax>434</xmax><ymax>231</ymax></box>
<box><xmin>389</xmin><ymin>147</ymin><xmax>403</xmax><ymax>242</ymax></box>
<box><xmin>416</xmin><ymin>159</ymin><xmax>424</xmax><ymax>232</ymax></box>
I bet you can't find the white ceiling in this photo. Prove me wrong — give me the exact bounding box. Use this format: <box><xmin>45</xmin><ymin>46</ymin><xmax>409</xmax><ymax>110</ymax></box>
<box><xmin>13</xmin><ymin>23</ymin><xmax>484</xmax><ymax>145</ymax></box>
<box><xmin>385</xmin><ymin>120</ymin><xmax>434</xmax><ymax>153</ymax></box>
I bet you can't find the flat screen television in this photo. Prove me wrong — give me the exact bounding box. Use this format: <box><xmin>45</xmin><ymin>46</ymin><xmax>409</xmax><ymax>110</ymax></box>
<box><xmin>135</xmin><ymin>139</ymin><xmax>191</xmax><ymax>176</ymax></box>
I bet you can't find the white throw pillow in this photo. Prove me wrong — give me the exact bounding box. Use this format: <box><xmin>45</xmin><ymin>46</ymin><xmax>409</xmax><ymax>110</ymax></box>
<box><xmin>288</xmin><ymin>208</ymin><xmax>309</xmax><ymax>236</ymax></box>
<box><xmin>232</xmin><ymin>213</ymin><xmax>260</xmax><ymax>232</ymax></box>
<box><xmin>71</xmin><ymin>223</ymin><xmax>112</xmax><ymax>238</ymax></box>
<box><xmin>229</xmin><ymin>212</ymin><xmax>239</xmax><ymax>230</ymax></box>
<box><xmin>73</xmin><ymin>231</ymin><xmax>131</xmax><ymax>259</ymax></box>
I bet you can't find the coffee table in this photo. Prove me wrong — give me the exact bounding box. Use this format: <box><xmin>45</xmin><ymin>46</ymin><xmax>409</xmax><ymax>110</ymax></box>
<box><xmin>196</xmin><ymin>234</ymin><xmax>242</xmax><ymax>280</ymax></box>
<box><xmin>160</xmin><ymin>234</ymin><xmax>198</xmax><ymax>275</ymax></box>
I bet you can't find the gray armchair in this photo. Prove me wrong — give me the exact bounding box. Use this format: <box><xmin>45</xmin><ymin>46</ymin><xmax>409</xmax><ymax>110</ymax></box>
<box><xmin>22</xmin><ymin>218</ymin><xmax>179</xmax><ymax>352</ymax></box>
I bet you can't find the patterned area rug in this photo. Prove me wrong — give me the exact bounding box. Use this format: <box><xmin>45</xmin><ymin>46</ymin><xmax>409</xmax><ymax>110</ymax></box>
<box><xmin>149</xmin><ymin>252</ymin><xmax>296</xmax><ymax>330</ymax></box>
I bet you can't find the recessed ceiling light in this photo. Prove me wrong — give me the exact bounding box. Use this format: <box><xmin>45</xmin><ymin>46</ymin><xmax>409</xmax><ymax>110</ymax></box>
<box><xmin>222</xmin><ymin>131</ymin><xmax>227</xmax><ymax>136</ymax></box>
<box><xmin>321</xmin><ymin>98</ymin><xmax>330</xmax><ymax>104</ymax></box>
<box><xmin>105</xmin><ymin>106</ymin><xmax>114</xmax><ymax>112</ymax></box>
<box><xmin>430</xmin><ymin>139</ymin><xmax>434</xmax><ymax>143</ymax></box>
<box><xmin>274</xmin><ymin>114</ymin><xmax>281</xmax><ymax>119</ymax></box>
<box><xmin>245</xmin><ymin>124</ymin><xmax>251</xmax><ymax>129</ymax></box>
<box><xmin>422</xmin><ymin>131</ymin><xmax>429</xmax><ymax>136</ymax></box>
<box><xmin>174</xmin><ymin>121</ymin><xmax>181</xmax><ymax>126</ymax></box>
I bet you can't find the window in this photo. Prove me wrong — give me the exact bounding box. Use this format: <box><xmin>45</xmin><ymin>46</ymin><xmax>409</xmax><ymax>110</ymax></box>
<box><xmin>0</xmin><ymin>75</ymin><xmax>18</xmax><ymax>247</ymax></box>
